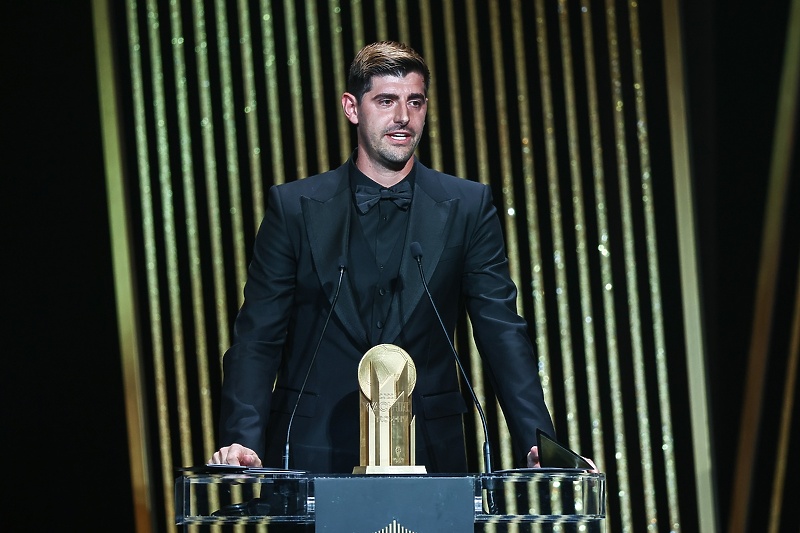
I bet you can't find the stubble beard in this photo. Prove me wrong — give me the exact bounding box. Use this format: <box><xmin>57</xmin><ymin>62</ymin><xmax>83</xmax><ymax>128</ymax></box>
<box><xmin>373</xmin><ymin>130</ymin><xmax>421</xmax><ymax>171</ymax></box>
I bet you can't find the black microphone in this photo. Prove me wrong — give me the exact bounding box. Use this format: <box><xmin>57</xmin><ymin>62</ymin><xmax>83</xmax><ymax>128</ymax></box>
<box><xmin>409</xmin><ymin>242</ymin><xmax>495</xmax><ymax>475</ymax></box>
<box><xmin>283</xmin><ymin>257</ymin><xmax>347</xmax><ymax>470</ymax></box>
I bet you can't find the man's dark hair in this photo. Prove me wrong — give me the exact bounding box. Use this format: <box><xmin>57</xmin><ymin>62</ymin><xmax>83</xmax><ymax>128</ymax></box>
<box><xmin>346</xmin><ymin>41</ymin><xmax>430</xmax><ymax>102</ymax></box>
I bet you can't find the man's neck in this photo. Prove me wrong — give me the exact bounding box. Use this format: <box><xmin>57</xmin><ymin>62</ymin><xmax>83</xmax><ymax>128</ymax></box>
<box><xmin>354</xmin><ymin>151</ymin><xmax>414</xmax><ymax>188</ymax></box>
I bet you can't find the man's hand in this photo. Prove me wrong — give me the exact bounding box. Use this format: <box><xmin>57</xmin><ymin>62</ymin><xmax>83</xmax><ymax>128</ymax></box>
<box><xmin>581</xmin><ymin>455</ymin><xmax>599</xmax><ymax>472</ymax></box>
<box><xmin>527</xmin><ymin>444</ymin><xmax>599</xmax><ymax>471</ymax></box>
<box><xmin>526</xmin><ymin>445</ymin><xmax>542</xmax><ymax>468</ymax></box>
<box><xmin>208</xmin><ymin>443</ymin><xmax>263</xmax><ymax>467</ymax></box>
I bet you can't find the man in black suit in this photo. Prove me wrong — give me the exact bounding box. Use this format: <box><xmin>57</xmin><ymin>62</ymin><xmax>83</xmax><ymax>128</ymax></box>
<box><xmin>210</xmin><ymin>41</ymin><xmax>555</xmax><ymax>473</ymax></box>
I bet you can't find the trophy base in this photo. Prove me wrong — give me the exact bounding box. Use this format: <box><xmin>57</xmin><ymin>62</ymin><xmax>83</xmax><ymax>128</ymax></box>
<box><xmin>352</xmin><ymin>465</ymin><xmax>428</xmax><ymax>475</ymax></box>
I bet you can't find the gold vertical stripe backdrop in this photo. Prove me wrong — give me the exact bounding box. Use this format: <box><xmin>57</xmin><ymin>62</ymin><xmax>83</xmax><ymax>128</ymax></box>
<box><xmin>418</xmin><ymin>1</ymin><xmax>442</xmax><ymax>169</ymax></box>
<box><xmin>168</xmin><ymin>5</ymin><xmax>195</xmax><ymax>478</ymax></box>
<box><xmin>584</xmin><ymin>12</ymin><xmax>634</xmax><ymax>528</ymax></box>
<box><xmin>107</xmin><ymin>1</ymin><xmax>701</xmax><ymax>530</ymax></box>
<box><xmin>92</xmin><ymin>1</ymin><xmax>154</xmax><ymax>529</ymax></box>
<box><xmin>306</xmin><ymin>0</ymin><xmax>330</xmax><ymax>172</ymax></box>
<box><xmin>578</xmin><ymin>0</ymin><xmax>611</xmax><ymax>497</ymax></box>
<box><xmin>139</xmin><ymin>1</ymin><xmax>180</xmax><ymax>525</ymax></box>
<box><xmin>213</xmin><ymin>0</ymin><xmax>249</xmax><ymax>296</ymax></box>
<box><xmin>556</xmin><ymin>0</ymin><xmax>592</xmax><ymax>458</ymax></box>
<box><xmin>510</xmin><ymin>2</ymin><xmax>554</xmax><ymax>520</ymax></box>
<box><xmin>516</xmin><ymin>0</ymin><xmax>554</xmax><ymax>421</ymax></box>
<box><xmin>533</xmin><ymin>0</ymin><xmax>579</xmax><ymax>455</ymax></box>
<box><xmin>438</xmin><ymin>1</ymin><xmax>461</xmax><ymax>173</ymax></box>
<box><xmin>660</xmin><ymin>0</ymin><xmax>718</xmax><ymax>529</ymax></box>
<box><xmin>284</xmin><ymin>0</ymin><xmax>306</xmax><ymax>179</ymax></box>
<box><xmin>488</xmin><ymin>0</ymin><xmax>524</xmax><ymax>478</ymax></box>
<box><xmin>605</xmin><ymin>0</ymin><xmax>657</xmax><ymax>527</ymax></box>
<box><xmin>767</xmin><ymin>4</ymin><xmax>800</xmax><ymax>532</ymax></box>
<box><xmin>260</xmin><ymin>0</ymin><xmax>286</xmax><ymax>191</ymax></box>
<box><xmin>237</xmin><ymin>0</ymin><xmax>265</xmax><ymax>238</ymax></box>
<box><xmin>556</xmin><ymin>0</ymin><xmax>605</xmax><ymax>481</ymax></box>
<box><xmin>628</xmin><ymin>2</ymin><xmax>681</xmax><ymax>528</ymax></box>
<box><xmin>328</xmin><ymin>0</ymin><xmax>351</xmax><ymax>165</ymax></box>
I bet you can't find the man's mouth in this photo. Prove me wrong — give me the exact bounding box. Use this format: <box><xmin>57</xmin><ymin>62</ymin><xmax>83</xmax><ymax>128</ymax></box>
<box><xmin>387</xmin><ymin>131</ymin><xmax>412</xmax><ymax>140</ymax></box>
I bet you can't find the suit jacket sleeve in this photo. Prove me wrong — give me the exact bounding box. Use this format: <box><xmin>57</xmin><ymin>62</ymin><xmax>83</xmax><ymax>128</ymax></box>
<box><xmin>218</xmin><ymin>185</ymin><xmax>296</xmax><ymax>457</ymax></box>
<box><xmin>462</xmin><ymin>183</ymin><xmax>555</xmax><ymax>464</ymax></box>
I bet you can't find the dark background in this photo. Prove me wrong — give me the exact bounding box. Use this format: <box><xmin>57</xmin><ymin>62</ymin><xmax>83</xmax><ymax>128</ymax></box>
<box><xmin>4</xmin><ymin>1</ymin><xmax>795</xmax><ymax>531</ymax></box>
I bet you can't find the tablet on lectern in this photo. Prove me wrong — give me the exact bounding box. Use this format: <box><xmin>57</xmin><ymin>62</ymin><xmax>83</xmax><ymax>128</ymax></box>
<box><xmin>536</xmin><ymin>428</ymin><xmax>595</xmax><ymax>470</ymax></box>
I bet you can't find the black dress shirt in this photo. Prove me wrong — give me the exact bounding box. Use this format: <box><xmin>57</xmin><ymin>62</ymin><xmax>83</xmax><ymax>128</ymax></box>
<box><xmin>348</xmin><ymin>160</ymin><xmax>415</xmax><ymax>345</ymax></box>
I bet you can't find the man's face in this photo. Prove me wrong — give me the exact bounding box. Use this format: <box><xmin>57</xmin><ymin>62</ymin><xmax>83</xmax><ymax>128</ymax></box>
<box><xmin>343</xmin><ymin>72</ymin><xmax>428</xmax><ymax>173</ymax></box>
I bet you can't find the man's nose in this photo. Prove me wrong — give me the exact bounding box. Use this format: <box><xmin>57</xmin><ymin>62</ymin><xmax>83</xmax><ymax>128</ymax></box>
<box><xmin>394</xmin><ymin>105</ymin><xmax>409</xmax><ymax>124</ymax></box>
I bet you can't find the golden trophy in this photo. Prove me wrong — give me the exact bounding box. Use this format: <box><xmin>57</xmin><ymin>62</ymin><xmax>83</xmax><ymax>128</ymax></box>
<box><xmin>353</xmin><ymin>344</ymin><xmax>427</xmax><ymax>474</ymax></box>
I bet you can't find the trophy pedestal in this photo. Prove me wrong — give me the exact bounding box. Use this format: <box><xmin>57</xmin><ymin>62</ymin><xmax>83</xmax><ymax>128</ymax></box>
<box><xmin>352</xmin><ymin>464</ymin><xmax>427</xmax><ymax>474</ymax></box>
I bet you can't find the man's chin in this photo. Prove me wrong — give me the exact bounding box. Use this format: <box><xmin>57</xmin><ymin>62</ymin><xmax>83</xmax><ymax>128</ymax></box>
<box><xmin>380</xmin><ymin>148</ymin><xmax>417</xmax><ymax>169</ymax></box>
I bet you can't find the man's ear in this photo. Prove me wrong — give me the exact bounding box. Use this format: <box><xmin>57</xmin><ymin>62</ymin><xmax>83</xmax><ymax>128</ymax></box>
<box><xmin>341</xmin><ymin>92</ymin><xmax>359</xmax><ymax>125</ymax></box>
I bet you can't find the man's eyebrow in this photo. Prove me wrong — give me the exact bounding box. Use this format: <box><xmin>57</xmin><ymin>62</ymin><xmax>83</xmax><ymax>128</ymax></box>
<box><xmin>371</xmin><ymin>92</ymin><xmax>426</xmax><ymax>100</ymax></box>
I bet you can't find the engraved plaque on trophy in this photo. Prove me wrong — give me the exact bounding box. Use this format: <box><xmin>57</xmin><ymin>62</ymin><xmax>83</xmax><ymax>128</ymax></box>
<box><xmin>353</xmin><ymin>344</ymin><xmax>427</xmax><ymax>474</ymax></box>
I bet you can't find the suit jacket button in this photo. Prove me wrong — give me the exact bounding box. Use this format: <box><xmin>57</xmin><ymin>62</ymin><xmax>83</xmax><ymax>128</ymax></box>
<box><xmin>376</xmin><ymin>321</ymin><xmax>383</xmax><ymax>329</ymax></box>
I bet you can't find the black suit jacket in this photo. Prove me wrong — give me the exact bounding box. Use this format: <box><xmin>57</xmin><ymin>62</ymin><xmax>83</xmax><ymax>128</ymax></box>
<box><xmin>219</xmin><ymin>157</ymin><xmax>554</xmax><ymax>473</ymax></box>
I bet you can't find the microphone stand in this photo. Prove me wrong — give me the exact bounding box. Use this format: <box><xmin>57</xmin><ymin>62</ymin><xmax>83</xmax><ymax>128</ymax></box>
<box><xmin>283</xmin><ymin>259</ymin><xmax>347</xmax><ymax>470</ymax></box>
<box><xmin>410</xmin><ymin>242</ymin><xmax>499</xmax><ymax>514</ymax></box>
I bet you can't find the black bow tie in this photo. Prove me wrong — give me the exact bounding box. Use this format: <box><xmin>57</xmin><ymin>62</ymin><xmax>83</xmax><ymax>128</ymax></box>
<box><xmin>354</xmin><ymin>182</ymin><xmax>412</xmax><ymax>214</ymax></box>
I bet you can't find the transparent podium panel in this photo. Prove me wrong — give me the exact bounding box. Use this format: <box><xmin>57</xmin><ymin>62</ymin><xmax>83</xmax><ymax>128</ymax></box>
<box><xmin>175</xmin><ymin>467</ymin><xmax>311</xmax><ymax>525</ymax></box>
<box><xmin>175</xmin><ymin>468</ymin><xmax>605</xmax><ymax>530</ymax></box>
<box><xmin>477</xmin><ymin>469</ymin><xmax>606</xmax><ymax>530</ymax></box>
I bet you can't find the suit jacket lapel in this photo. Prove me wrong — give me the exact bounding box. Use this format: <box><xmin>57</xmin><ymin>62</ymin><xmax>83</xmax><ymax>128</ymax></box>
<box><xmin>382</xmin><ymin>165</ymin><xmax>456</xmax><ymax>343</ymax></box>
<box><xmin>302</xmin><ymin>167</ymin><xmax>368</xmax><ymax>347</ymax></box>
